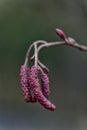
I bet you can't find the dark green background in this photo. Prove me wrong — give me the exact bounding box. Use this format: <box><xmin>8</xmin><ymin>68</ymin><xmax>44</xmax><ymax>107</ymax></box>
<box><xmin>0</xmin><ymin>0</ymin><xmax>87</xmax><ymax>130</ymax></box>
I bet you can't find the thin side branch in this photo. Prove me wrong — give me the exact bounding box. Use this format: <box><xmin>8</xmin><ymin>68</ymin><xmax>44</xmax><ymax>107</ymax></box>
<box><xmin>24</xmin><ymin>40</ymin><xmax>48</xmax><ymax>65</ymax></box>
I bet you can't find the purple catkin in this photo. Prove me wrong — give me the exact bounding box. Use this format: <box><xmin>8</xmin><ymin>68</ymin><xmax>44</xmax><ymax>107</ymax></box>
<box><xmin>29</xmin><ymin>65</ymin><xmax>56</xmax><ymax>111</ymax></box>
<box><xmin>20</xmin><ymin>65</ymin><xmax>37</xmax><ymax>103</ymax></box>
<box><xmin>41</xmin><ymin>73</ymin><xmax>50</xmax><ymax>98</ymax></box>
<box><xmin>20</xmin><ymin>65</ymin><xmax>32</xmax><ymax>102</ymax></box>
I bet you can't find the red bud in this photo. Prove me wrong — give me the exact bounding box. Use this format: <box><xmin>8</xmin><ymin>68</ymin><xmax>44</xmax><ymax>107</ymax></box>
<box><xmin>56</xmin><ymin>28</ymin><xmax>66</xmax><ymax>40</ymax></box>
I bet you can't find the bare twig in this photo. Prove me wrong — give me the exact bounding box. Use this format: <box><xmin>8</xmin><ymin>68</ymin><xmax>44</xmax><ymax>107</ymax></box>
<box><xmin>24</xmin><ymin>28</ymin><xmax>87</xmax><ymax>67</ymax></box>
<box><xmin>37</xmin><ymin>38</ymin><xmax>87</xmax><ymax>54</ymax></box>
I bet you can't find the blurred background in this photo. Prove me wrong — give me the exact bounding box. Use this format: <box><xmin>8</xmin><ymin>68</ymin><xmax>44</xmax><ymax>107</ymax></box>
<box><xmin>0</xmin><ymin>0</ymin><xmax>87</xmax><ymax>130</ymax></box>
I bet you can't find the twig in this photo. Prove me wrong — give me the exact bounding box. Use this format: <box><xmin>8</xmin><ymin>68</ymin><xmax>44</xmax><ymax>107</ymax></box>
<box><xmin>37</xmin><ymin>37</ymin><xmax>87</xmax><ymax>54</ymax></box>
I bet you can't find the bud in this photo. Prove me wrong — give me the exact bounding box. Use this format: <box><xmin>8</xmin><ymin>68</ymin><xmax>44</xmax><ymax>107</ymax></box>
<box><xmin>43</xmin><ymin>67</ymin><xmax>49</xmax><ymax>73</ymax></box>
<box><xmin>56</xmin><ymin>28</ymin><xmax>66</xmax><ymax>40</ymax></box>
<box><xmin>68</xmin><ymin>37</ymin><xmax>76</xmax><ymax>43</ymax></box>
<box><xmin>41</xmin><ymin>73</ymin><xmax>50</xmax><ymax>98</ymax></box>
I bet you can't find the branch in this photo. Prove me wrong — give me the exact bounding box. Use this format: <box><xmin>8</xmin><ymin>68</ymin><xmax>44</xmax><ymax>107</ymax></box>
<box><xmin>30</xmin><ymin>37</ymin><xmax>87</xmax><ymax>64</ymax></box>
<box><xmin>37</xmin><ymin>37</ymin><xmax>87</xmax><ymax>54</ymax></box>
<box><xmin>20</xmin><ymin>28</ymin><xmax>87</xmax><ymax>111</ymax></box>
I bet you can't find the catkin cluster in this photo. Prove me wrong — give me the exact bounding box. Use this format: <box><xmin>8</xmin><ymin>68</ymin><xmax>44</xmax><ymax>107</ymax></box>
<box><xmin>19</xmin><ymin>29</ymin><xmax>67</xmax><ymax>111</ymax></box>
<box><xmin>20</xmin><ymin>65</ymin><xmax>56</xmax><ymax>111</ymax></box>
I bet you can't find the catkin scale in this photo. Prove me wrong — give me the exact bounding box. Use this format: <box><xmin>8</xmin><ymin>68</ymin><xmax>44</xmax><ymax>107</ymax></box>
<box><xmin>41</xmin><ymin>73</ymin><xmax>50</xmax><ymax>98</ymax></box>
<box><xmin>20</xmin><ymin>65</ymin><xmax>31</xmax><ymax>102</ymax></box>
<box><xmin>20</xmin><ymin>65</ymin><xmax>37</xmax><ymax>103</ymax></box>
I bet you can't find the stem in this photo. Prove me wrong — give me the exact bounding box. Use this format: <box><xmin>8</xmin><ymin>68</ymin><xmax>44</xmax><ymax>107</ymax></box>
<box><xmin>34</xmin><ymin>42</ymin><xmax>38</xmax><ymax>66</ymax></box>
<box><xmin>24</xmin><ymin>40</ymin><xmax>48</xmax><ymax>66</ymax></box>
<box><xmin>38</xmin><ymin>65</ymin><xmax>44</xmax><ymax>73</ymax></box>
<box><xmin>24</xmin><ymin>43</ymin><xmax>33</xmax><ymax>66</ymax></box>
<box><xmin>37</xmin><ymin>41</ymin><xmax>65</xmax><ymax>54</ymax></box>
<box><xmin>24</xmin><ymin>37</ymin><xmax>87</xmax><ymax>66</ymax></box>
<box><xmin>30</xmin><ymin>41</ymin><xmax>65</xmax><ymax>60</ymax></box>
<box><xmin>38</xmin><ymin>60</ymin><xmax>47</xmax><ymax>69</ymax></box>
<box><xmin>37</xmin><ymin>38</ymin><xmax>87</xmax><ymax>55</ymax></box>
<box><xmin>33</xmin><ymin>38</ymin><xmax>87</xmax><ymax>69</ymax></box>
<box><xmin>30</xmin><ymin>40</ymin><xmax>48</xmax><ymax>60</ymax></box>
